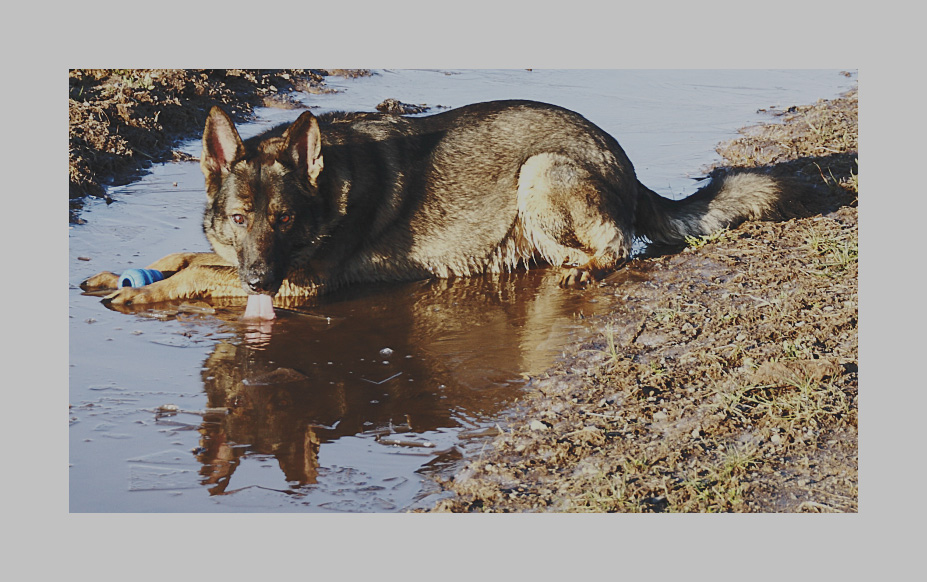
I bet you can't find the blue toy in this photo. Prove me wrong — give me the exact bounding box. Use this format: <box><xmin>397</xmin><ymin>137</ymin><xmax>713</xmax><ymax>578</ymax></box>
<box><xmin>118</xmin><ymin>269</ymin><xmax>165</xmax><ymax>287</ymax></box>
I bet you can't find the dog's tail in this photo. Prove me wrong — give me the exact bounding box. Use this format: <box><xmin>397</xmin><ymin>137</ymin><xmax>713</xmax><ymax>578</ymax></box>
<box><xmin>634</xmin><ymin>171</ymin><xmax>795</xmax><ymax>245</ymax></box>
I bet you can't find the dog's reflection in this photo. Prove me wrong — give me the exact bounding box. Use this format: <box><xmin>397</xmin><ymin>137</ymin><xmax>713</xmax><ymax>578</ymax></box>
<box><xmin>163</xmin><ymin>269</ymin><xmax>611</xmax><ymax>493</ymax></box>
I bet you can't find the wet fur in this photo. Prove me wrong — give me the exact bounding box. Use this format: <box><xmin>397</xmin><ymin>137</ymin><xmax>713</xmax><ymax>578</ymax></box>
<box><xmin>83</xmin><ymin>100</ymin><xmax>790</xmax><ymax>305</ymax></box>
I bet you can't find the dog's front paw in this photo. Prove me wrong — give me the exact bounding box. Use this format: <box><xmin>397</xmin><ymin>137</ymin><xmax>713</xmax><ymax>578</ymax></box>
<box><xmin>80</xmin><ymin>271</ymin><xmax>120</xmax><ymax>290</ymax></box>
<box><xmin>558</xmin><ymin>266</ymin><xmax>596</xmax><ymax>288</ymax></box>
<box><xmin>102</xmin><ymin>285</ymin><xmax>160</xmax><ymax>306</ymax></box>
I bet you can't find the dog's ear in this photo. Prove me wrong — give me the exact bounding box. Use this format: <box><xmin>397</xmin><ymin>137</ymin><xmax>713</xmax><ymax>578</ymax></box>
<box><xmin>201</xmin><ymin>107</ymin><xmax>245</xmax><ymax>179</ymax></box>
<box><xmin>282</xmin><ymin>111</ymin><xmax>324</xmax><ymax>187</ymax></box>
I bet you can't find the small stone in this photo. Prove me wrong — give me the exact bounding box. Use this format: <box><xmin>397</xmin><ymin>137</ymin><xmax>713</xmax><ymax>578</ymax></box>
<box><xmin>529</xmin><ymin>420</ymin><xmax>549</xmax><ymax>432</ymax></box>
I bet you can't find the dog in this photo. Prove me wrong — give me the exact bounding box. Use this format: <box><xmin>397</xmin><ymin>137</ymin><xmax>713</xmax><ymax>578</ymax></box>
<box><xmin>81</xmin><ymin>100</ymin><xmax>791</xmax><ymax>308</ymax></box>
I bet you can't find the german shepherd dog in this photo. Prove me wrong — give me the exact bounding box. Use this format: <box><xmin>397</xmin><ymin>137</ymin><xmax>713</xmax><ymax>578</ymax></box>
<box><xmin>82</xmin><ymin>100</ymin><xmax>790</xmax><ymax>311</ymax></box>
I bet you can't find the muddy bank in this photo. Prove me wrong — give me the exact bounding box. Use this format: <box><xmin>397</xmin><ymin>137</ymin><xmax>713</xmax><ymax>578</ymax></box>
<box><xmin>427</xmin><ymin>88</ymin><xmax>858</xmax><ymax>513</ymax></box>
<box><xmin>68</xmin><ymin>69</ymin><xmax>369</xmax><ymax>223</ymax></box>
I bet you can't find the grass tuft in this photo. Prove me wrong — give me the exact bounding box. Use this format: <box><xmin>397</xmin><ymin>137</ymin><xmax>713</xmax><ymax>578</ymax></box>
<box><xmin>685</xmin><ymin>228</ymin><xmax>733</xmax><ymax>249</ymax></box>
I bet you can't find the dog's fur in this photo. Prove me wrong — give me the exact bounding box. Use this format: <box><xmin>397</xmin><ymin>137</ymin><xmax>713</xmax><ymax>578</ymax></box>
<box><xmin>82</xmin><ymin>100</ymin><xmax>790</xmax><ymax>305</ymax></box>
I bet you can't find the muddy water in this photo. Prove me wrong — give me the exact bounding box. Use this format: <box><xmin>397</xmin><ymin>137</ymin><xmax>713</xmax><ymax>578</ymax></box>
<box><xmin>69</xmin><ymin>69</ymin><xmax>856</xmax><ymax>512</ymax></box>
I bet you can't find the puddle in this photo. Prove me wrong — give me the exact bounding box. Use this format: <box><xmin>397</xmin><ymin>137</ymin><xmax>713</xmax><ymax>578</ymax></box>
<box><xmin>69</xmin><ymin>69</ymin><xmax>856</xmax><ymax>512</ymax></box>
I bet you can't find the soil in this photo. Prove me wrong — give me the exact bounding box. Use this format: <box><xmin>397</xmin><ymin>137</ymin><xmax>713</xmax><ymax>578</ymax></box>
<box><xmin>68</xmin><ymin>70</ymin><xmax>858</xmax><ymax>512</ymax></box>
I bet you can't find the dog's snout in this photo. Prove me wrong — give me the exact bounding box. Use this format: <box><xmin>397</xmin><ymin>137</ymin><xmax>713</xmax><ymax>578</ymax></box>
<box><xmin>243</xmin><ymin>266</ymin><xmax>277</xmax><ymax>294</ymax></box>
<box><xmin>246</xmin><ymin>277</ymin><xmax>266</xmax><ymax>292</ymax></box>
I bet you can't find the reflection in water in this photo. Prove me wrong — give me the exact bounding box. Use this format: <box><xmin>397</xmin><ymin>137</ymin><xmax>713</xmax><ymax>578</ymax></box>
<box><xmin>174</xmin><ymin>269</ymin><xmax>612</xmax><ymax>496</ymax></box>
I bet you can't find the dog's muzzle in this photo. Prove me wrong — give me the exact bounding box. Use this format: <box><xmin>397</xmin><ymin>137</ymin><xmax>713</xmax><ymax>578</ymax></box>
<box><xmin>241</xmin><ymin>265</ymin><xmax>280</xmax><ymax>295</ymax></box>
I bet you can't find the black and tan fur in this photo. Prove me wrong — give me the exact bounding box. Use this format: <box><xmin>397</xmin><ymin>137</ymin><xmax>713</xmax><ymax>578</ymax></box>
<box><xmin>82</xmin><ymin>100</ymin><xmax>790</xmax><ymax>305</ymax></box>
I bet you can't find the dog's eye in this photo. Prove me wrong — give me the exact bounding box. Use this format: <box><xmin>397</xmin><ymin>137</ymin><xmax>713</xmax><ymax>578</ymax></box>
<box><xmin>230</xmin><ymin>214</ymin><xmax>246</xmax><ymax>225</ymax></box>
<box><xmin>278</xmin><ymin>214</ymin><xmax>293</xmax><ymax>225</ymax></box>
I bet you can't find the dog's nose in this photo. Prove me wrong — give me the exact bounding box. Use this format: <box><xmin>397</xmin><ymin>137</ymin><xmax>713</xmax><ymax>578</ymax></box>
<box><xmin>244</xmin><ymin>267</ymin><xmax>275</xmax><ymax>293</ymax></box>
<box><xmin>246</xmin><ymin>277</ymin><xmax>273</xmax><ymax>293</ymax></box>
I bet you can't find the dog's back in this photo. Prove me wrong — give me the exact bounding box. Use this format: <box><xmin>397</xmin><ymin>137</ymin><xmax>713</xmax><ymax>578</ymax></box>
<box><xmin>293</xmin><ymin>101</ymin><xmax>643</xmax><ymax>287</ymax></box>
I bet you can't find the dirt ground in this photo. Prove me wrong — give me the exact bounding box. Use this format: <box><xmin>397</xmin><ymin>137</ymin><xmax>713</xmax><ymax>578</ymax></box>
<box><xmin>68</xmin><ymin>70</ymin><xmax>858</xmax><ymax>512</ymax></box>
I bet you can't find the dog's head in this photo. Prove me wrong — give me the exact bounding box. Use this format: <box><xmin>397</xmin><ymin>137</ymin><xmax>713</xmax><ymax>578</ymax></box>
<box><xmin>200</xmin><ymin>107</ymin><xmax>326</xmax><ymax>295</ymax></box>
